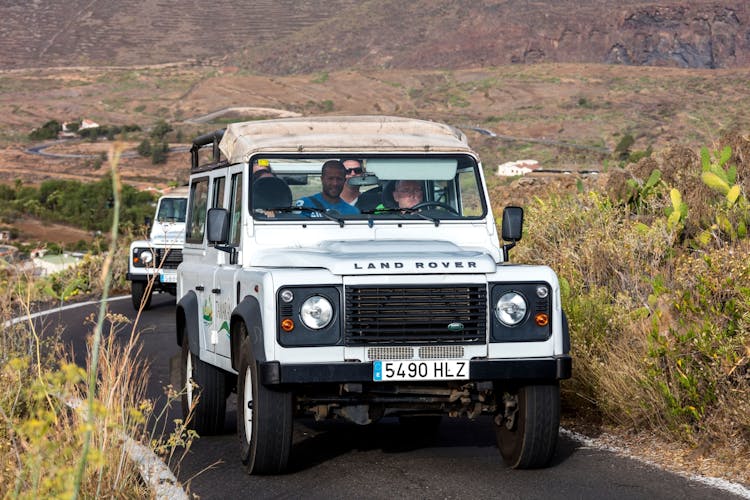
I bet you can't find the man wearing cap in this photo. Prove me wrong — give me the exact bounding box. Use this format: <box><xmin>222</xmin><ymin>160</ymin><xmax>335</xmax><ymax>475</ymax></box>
<box><xmin>252</xmin><ymin>158</ymin><xmax>271</xmax><ymax>175</ymax></box>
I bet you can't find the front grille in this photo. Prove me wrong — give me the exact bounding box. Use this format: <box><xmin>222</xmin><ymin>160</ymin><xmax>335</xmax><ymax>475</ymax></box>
<box><xmin>418</xmin><ymin>345</ymin><xmax>464</xmax><ymax>359</ymax></box>
<box><xmin>154</xmin><ymin>248</ymin><xmax>183</xmax><ymax>269</ymax></box>
<box><xmin>367</xmin><ymin>347</ymin><xmax>414</xmax><ymax>360</ymax></box>
<box><xmin>345</xmin><ymin>285</ymin><xmax>486</xmax><ymax>345</ymax></box>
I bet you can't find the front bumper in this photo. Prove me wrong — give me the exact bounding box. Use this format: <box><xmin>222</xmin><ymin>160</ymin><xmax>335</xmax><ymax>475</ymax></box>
<box><xmin>260</xmin><ymin>355</ymin><xmax>571</xmax><ymax>385</ymax></box>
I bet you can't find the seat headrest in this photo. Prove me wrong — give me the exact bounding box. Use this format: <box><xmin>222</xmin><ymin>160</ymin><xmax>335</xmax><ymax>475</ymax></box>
<box><xmin>253</xmin><ymin>176</ymin><xmax>292</xmax><ymax>209</ymax></box>
<box><xmin>381</xmin><ymin>180</ymin><xmax>398</xmax><ymax>208</ymax></box>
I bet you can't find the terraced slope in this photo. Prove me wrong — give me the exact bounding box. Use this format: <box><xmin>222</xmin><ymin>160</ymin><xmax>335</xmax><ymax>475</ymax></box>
<box><xmin>0</xmin><ymin>0</ymin><xmax>748</xmax><ymax>71</ymax></box>
<box><xmin>0</xmin><ymin>0</ymin><xmax>357</xmax><ymax>69</ymax></box>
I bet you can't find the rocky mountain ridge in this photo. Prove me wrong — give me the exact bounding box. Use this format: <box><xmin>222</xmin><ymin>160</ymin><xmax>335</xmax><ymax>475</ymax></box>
<box><xmin>0</xmin><ymin>1</ymin><xmax>747</xmax><ymax>72</ymax></box>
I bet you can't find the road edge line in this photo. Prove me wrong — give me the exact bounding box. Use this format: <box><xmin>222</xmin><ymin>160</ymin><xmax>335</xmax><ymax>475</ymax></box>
<box><xmin>561</xmin><ymin>428</ymin><xmax>750</xmax><ymax>499</ymax></box>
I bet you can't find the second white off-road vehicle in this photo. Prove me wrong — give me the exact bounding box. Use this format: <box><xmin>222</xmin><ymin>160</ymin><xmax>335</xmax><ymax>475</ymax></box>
<box><xmin>127</xmin><ymin>187</ymin><xmax>188</xmax><ymax>310</ymax></box>
<box><xmin>176</xmin><ymin>116</ymin><xmax>571</xmax><ymax>474</ymax></box>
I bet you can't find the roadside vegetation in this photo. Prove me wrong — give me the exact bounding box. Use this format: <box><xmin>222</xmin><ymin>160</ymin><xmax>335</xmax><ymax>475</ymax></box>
<box><xmin>0</xmin><ymin>175</ymin><xmax>156</xmax><ymax>234</ymax></box>
<box><xmin>511</xmin><ymin>132</ymin><xmax>750</xmax><ymax>482</ymax></box>
<box><xmin>0</xmin><ymin>147</ymin><xmax>194</xmax><ymax>498</ymax></box>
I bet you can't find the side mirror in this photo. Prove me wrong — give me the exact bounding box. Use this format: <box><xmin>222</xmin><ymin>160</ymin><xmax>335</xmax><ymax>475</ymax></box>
<box><xmin>207</xmin><ymin>207</ymin><xmax>230</xmax><ymax>244</ymax></box>
<box><xmin>501</xmin><ymin>206</ymin><xmax>524</xmax><ymax>261</ymax></box>
<box><xmin>207</xmin><ymin>207</ymin><xmax>237</xmax><ymax>264</ymax></box>
<box><xmin>501</xmin><ymin>206</ymin><xmax>523</xmax><ymax>242</ymax></box>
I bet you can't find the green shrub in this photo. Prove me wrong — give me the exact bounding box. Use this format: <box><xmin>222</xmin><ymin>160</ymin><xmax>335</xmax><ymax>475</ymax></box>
<box><xmin>137</xmin><ymin>139</ymin><xmax>151</xmax><ymax>157</ymax></box>
<box><xmin>150</xmin><ymin>119</ymin><xmax>172</xmax><ymax>139</ymax></box>
<box><xmin>28</xmin><ymin>120</ymin><xmax>61</xmax><ymax>141</ymax></box>
<box><xmin>614</xmin><ymin>133</ymin><xmax>635</xmax><ymax>161</ymax></box>
<box><xmin>150</xmin><ymin>141</ymin><xmax>169</xmax><ymax>164</ymax></box>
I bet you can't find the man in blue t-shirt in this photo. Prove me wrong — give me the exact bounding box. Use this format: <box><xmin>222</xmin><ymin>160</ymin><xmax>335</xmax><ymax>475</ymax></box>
<box><xmin>296</xmin><ymin>160</ymin><xmax>360</xmax><ymax>216</ymax></box>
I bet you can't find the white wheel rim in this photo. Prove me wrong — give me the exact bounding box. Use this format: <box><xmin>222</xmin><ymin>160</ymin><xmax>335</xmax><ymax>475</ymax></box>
<box><xmin>186</xmin><ymin>353</ymin><xmax>194</xmax><ymax>408</ymax></box>
<box><xmin>243</xmin><ymin>366</ymin><xmax>254</xmax><ymax>442</ymax></box>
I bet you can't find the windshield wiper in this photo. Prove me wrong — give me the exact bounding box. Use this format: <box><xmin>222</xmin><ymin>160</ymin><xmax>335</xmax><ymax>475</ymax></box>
<box><xmin>401</xmin><ymin>207</ymin><xmax>440</xmax><ymax>226</ymax></box>
<box><xmin>271</xmin><ymin>206</ymin><xmax>345</xmax><ymax>227</ymax></box>
<box><xmin>360</xmin><ymin>207</ymin><xmax>440</xmax><ymax>226</ymax></box>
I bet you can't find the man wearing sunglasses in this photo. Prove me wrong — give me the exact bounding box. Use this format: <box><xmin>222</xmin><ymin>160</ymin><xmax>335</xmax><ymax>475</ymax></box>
<box><xmin>340</xmin><ymin>159</ymin><xmax>365</xmax><ymax>206</ymax></box>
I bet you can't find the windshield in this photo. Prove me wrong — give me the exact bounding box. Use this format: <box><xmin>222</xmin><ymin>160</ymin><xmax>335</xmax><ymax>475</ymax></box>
<box><xmin>156</xmin><ymin>197</ymin><xmax>187</xmax><ymax>223</ymax></box>
<box><xmin>250</xmin><ymin>155</ymin><xmax>486</xmax><ymax>223</ymax></box>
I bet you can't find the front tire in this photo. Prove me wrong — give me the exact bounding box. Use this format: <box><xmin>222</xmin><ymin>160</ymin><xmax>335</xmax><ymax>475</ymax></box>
<box><xmin>180</xmin><ymin>334</ymin><xmax>227</xmax><ymax>435</ymax></box>
<box><xmin>237</xmin><ymin>334</ymin><xmax>293</xmax><ymax>474</ymax></box>
<box><xmin>494</xmin><ymin>383</ymin><xmax>560</xmax><ymax>469</ymax></box>
<box><xmin>131</xmin><ymin>281</ymin><xmax>152</xmax><ymax>311</ymax></box>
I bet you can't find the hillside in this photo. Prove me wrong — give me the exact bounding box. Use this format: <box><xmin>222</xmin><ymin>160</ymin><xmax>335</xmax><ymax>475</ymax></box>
<box><xmin>1</xmin><ymin>0</ymin><xmax>748</xmax><ymax>71</ymax></box>
<box><xmin>2</xmin><ymin>63</ymin><xmax>749</xmax><ymax>193</ymax></box>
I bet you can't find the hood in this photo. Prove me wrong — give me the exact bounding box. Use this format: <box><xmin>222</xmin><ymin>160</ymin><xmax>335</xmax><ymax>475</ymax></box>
<box><xmin>150</xmin><ymin>222</ymin><xmax>186</xmax><ymax>244</ymax></box>
<box><xmin>254</xmin><ymin>240</ymin><xmax>496</xmax><ymax>275</ymax></box>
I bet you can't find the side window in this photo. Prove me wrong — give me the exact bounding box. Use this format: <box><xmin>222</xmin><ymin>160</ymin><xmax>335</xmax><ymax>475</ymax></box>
<box><xmin>212</xmin><ymin>176</ymin><xmax>226</xmax><ymax>208</ymax></box>
<box><xmin>458</xmin><ymin>169</ymin><xmax>483</xmax><ymax>216</ymax></box>
<box><xmin>186</xmin><ymin>177</ymin><xmax>209</xmax><ymax>244</ymax></box>
<box><xmin>229</xmin><ymin>173</ymin><xmax>243</xmax><ymax>245</ymax></box>
<box><xmin>430</xmin><ymin>180</ymin><xmax>451</xmax><ymax>205</ymax></box>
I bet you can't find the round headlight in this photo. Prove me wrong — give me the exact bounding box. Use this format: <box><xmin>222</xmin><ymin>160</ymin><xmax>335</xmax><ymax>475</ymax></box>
<box><xmin>495</xmin><ymin>292</ymin><xmax>527</xmax><ymax>326</ymax></box>
<box><xmin>139</xmin><ymin>250</ymin><xmax>154</xmax><ymax>264</ymax></box>
<box><xmin>300</xmin><ymin>296</ymin><xmax>333</xmax><ymax>330</ymax></box>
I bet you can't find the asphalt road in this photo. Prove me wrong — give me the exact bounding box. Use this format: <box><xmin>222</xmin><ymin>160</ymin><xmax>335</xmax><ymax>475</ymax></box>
<box><xmin>40</xmin><ymin>294</ymin><xmax>746</xmax><ymax>500</ymax></box>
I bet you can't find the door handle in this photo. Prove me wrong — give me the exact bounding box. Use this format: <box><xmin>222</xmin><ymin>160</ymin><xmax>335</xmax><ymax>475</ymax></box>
<box><xmin>195</xmin><ymin>285</ymin><xmax>204</xmax><ymax>291</ymax></box>
<box><xmin>212</xmin><ymin>288</ymin><xmax>221</xmax><ymax>294</ymax></box>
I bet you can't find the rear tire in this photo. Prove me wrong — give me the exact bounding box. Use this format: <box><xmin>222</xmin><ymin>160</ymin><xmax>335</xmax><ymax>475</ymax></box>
<box><xmin>494</xmin><ymin>383</ymin><xmax>560</xmax><ymax>469</ymax></box>
<box><xmin>237</xmin><ymin>334</ymin><xmax>293</xmax><ymax>474</ymax></box>
<box><xmin>131</xmin><ymin>281</ymin><xmax>152</xmax><ymax>311</ymax></box>
<box><xmin>180</xmin><ymin>334</ymin><xmax>227</xmax><ymax>435</ymax></box>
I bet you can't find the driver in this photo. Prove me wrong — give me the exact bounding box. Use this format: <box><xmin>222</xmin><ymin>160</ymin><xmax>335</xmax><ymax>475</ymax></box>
<box><xmin>379</xmin><ymin>180</ymin><xmax>424</xmax><ymax>211</ymax></box>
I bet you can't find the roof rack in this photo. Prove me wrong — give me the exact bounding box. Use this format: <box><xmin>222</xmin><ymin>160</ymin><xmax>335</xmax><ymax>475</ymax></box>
<box><xmin>190</xmin><ymin>129</ymin><xmax>225</xmax><ymax>171</ymax></box>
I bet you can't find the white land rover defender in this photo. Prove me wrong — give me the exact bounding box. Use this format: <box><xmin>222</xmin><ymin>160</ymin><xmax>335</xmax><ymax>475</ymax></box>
<box><xmin>127</xmin><ymin>187</ymin><xmax>188</xmax><ymax>310</ymax></box>
<box><xmin>176</xmin><ymin>116</ymin><xmax>571</xmax><ymax>474</ymax></box>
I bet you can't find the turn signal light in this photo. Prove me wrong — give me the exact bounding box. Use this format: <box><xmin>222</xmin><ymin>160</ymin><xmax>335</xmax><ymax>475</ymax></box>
<box><xmin>534</xmin><ymin>313</ymin><xmax>549</xmax><ymax>327</ymax></box>
<box><xmin>280</xmin><ymin>318</ymin><xmax>295</xmax><ymax>332</ymax></box>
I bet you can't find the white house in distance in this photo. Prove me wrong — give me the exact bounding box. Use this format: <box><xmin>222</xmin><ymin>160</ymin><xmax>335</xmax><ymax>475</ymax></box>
<box><xmin>497</xmin><ymin>159</ymin><xmax>540</xmax><ymax>177</ymax></box>
<box><xmin>60</xmin><ymin>119</ymin><xmax>101</xmax><ymax>138</ymax></box>
<box><xmin>79</xmin><ymin>119</ymin><xmax>99</xmax><ymax>130</ymax></box>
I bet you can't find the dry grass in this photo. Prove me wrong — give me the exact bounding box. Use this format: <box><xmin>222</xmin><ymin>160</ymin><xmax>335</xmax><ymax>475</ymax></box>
<box><xmin>0</xmin><ymin>287</ymin><xmax>147</xmax><ymax>497</ymax></box>
<box><xmin>509</xmin><ymin>134</ymin><xmax>750</xmax><ymax>486</ymax></box>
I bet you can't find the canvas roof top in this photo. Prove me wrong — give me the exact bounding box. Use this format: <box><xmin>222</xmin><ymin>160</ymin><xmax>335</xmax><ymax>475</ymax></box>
<box><xmin>218</xmin><ymin>115</ymin><xmax>473</xmax><ymax>164</ymax></box>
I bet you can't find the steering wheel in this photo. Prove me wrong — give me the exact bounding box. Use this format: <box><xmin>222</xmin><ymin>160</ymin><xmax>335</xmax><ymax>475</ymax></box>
<box><xmin>411</xmin><ymin>201</ymin><xmax>460</xmax><ymax>215</ymax></box>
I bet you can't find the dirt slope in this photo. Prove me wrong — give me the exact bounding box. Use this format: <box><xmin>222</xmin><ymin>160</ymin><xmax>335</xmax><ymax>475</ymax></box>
<box><xmin>0</xmin><ymin>1</ymin><xmax>748</xmax><ymax>71</ymax></box>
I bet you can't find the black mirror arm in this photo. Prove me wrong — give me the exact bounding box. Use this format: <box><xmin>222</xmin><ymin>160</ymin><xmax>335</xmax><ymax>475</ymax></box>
<box><xmin>215</xmin><ymin>244</ymin><xmax>238</xmax><ymax>265</ymax></box>
<box><xmin>502</xmin><ymin>240</ymin><xmax>517</xmax><ymax>262</ymax></box>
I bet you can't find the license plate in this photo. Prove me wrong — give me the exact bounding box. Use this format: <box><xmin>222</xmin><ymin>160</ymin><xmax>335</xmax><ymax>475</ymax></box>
<box><xmin>160</xmin><ymin>273</ymin><xmax>177</xmax><ymax>283</ymax></box>
<box><xmin>373</xmin><ymin>360</ymin><xmax>469</xmax><ymax>381</ymax></box>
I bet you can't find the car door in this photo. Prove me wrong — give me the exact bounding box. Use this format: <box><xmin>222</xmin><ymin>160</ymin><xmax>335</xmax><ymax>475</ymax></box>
<box><xmin>213</xmin><ymin>168</ymin><xmax>244</xmax><ymax>361</ymax></box>
<box><xmin>183</xmin><ymin>176</ymin><xmax>216</xmax><ymax>358</ymax></box>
